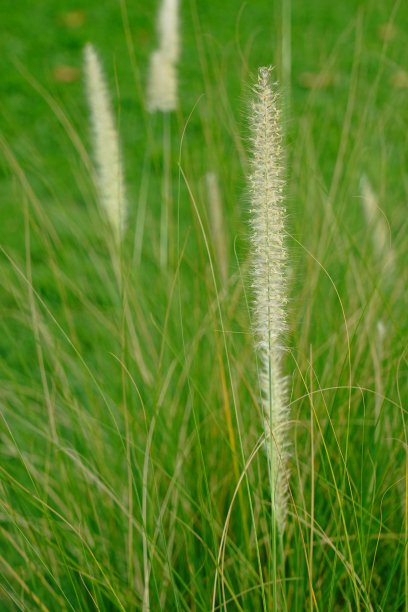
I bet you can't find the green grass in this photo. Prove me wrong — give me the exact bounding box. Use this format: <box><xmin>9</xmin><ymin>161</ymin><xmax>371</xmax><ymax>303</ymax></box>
<box><xmin>0</xmin><ymin>0</ymin><xmax>407</xmax><ymax>609</ymax></box>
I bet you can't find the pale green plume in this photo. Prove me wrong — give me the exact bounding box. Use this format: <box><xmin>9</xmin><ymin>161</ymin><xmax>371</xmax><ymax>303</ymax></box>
<box><xmin>249</xmin><ymin>66</ymin><xmax>290</xmax><ymax>533</ymax></box>
<box><xmin>147</xmin><ymin>0</ymin><xmax>180</xmax><ymax>112</ymax></box>
<box><xmin>360</xmin><ymin>175</ymin><xmax>395</xmax><ymax>275</ymax></box>
<box><xmin>157</xmin><ymin>0</ymin><xmax>180</xmax><ymax>63</ymax></box>
<box><xmin>83</xmin><ymin>43</ymin><xmax>127</xmax><ymax>243</ymax></box>
<box><xmin>146</xmin><ymin>50</ymin><xmax>178</xmax><ymax>113</ymax></box>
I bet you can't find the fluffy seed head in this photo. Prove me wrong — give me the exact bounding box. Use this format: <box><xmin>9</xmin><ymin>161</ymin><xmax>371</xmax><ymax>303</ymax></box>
<box><xmin>157</xmin><ymin>0</ymin><xmax>180</xmax><ymax>63</ymax></box>
<box><xmin>249</xmin><ymin>66</ymin><xmax>290</xmax><ymax>533</ymax></box>
<box><xmin>146</xmin><ymin>0</ymin><xmax>180</xmax><ymax>113</ymax></box>
<box><xmin>83</xmin><ymin>44</ymin><xmax>127</xmax><ymax>242</ymax></box>
<box><xmin>360</xmin><ymin>175</ymin><xmax>395</xmax><ymax>274</ymax></box>
<box><xmin>146</xmin><ymin>50</ymin><xmax>178</xmax><ymax>113</ymax></box>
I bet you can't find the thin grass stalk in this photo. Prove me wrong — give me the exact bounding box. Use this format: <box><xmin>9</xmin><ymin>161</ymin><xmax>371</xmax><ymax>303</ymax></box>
<box><xmin>280</xmin><ymin>0</ymin><xmax>292</xmax><ymax>113</ymax></box>
<box><xmin>206</xmin><ymin>171</ymin><xmax>228</xmax><ymax>287</ymax></box>
<box><xmin>160</xmin><ymin>113</ymin><xmax>172</xmax><ymax>268</ymax></box>
<box><xmin>146</xmin><ymin>0</ymin><xmax>179</xmax><ymax>270</ymax></box>
<box><xmin>133</xmin><ymin>149</ymin><xmax>152</xmax><ymax>265</ymax></box>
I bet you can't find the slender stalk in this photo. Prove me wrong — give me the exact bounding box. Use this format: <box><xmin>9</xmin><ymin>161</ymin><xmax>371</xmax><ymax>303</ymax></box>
<box><xmin>133</xmin><ymin>148</ymin><xmax>152</xmax><ymax>265</ymax></box>
<box><xmin>160</xmin><ymin>113</ymin><xmax>172</xmax><ymax>268</ymax></box>
<box><xmin>281</xmin><ymin>0</ymin><xmax>292</xmax><ymax>113</ymax></box>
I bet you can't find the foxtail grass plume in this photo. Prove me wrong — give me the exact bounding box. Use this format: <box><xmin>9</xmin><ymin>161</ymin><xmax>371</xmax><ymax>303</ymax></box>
<box><xmin>147</xmin><ymin>50</ymin><xmax>178</xmax><ymax>113</ymax></box>
<box><xmin>360</xmin><ymin>177</ymin><xmax>395</xmax><ymax>448</ymax></box>
<box><xmin>360</xmin><ymin>175</ymin><xmax>395</xmax><ymax>275</ymax></box>
<box><xmin>83</xmin><ymin>43</ymin><xmax>127</xmax><ymax>242</ymax></box>
<box><xmin>157</xmin><ymin>0</ymin><xmax>180</xmax><ymax>63</ymax></box>
<box><xmin>147</xmin><ymin>0</ymin><xmax>180</xmax><ymax>112</ymax></box>
<box><xmin>249</xmin><ymin>67</ymin><xmax>290</xmax><ymax>533</ymax></box>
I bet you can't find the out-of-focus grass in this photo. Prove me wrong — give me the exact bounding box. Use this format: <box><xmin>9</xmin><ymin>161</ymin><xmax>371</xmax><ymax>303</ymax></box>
<box><xmin>0</xmin><ymin>0</ymin><xmax>407</xmax><ymax>609</ymax></box>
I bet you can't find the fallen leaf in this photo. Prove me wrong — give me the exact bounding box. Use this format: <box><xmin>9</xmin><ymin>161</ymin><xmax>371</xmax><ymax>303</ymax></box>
<box><xmin>60</xmin><ymin>11</ymin><xmax>86</xmax><ymax>28</ymax></box>
<box><xmin>52</xmin><ymin>66</ymin><xmax>80</xmax><ymax>83</ymax></box>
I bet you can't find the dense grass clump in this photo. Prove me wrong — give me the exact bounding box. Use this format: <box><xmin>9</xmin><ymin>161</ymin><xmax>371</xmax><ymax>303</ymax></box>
<box><xmin>0</xmin><ymin>1</ymin><xmax>407</xmax><ymax>610</ymax></box>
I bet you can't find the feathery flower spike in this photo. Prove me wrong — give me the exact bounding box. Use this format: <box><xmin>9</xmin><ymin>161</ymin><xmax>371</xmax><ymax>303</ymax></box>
<box><xmin>360</xmin><ymin>175</ymin><xmax>395</xmax><ymax>275</ymax></box>
<box><xmin>249</xmin><ymin>66</ymin><xmax>290</xmax><ymax>533</ymax></box>
<box><xmin>157</xmin><ymin>0</ymin><xmax>180</xmax><ymax>63</ymax></box>
<box><xmin>83</xmin><ymin>44</ymin><xmax>127</xmax><ymax>243</ymax></box>
<box><xmin>146</xmin><ymin>50</ymin><xmax>178</xmax><ymax>113</ymax></box>
<box><xmin>147</xmin><ymin>0</ymin><xmax>180</xmax><ymax>112</ymax></box>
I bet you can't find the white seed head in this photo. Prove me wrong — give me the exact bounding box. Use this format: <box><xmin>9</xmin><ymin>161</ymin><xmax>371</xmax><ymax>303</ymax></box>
<box><xmin>147</xmin><ymin>0</ymin><xmax>180</xmax><ymax>113</ymax></box>
<box><xmin>249</xmin><ymin>66</ymin><xmax>290</xmax><ymax>533</ymax></box>
<box><xmin>146</xmin><ymin>49</ymin><xmax>178</xmax><ymax>113</ymax></box>
<box><xmin>157</xmin><ymin>0</ymin><xmax>180</xmax><ymax>63</ymax></box>
<box><xmin>83</xmin><ymin>44</ymin><xmax>127</xmax><ymax>242</ymax></box>
<box><xmin>376</xmin><ymin>319</ymin><xmax>386</xmax><ymax>342</ymax></box>
<box><xmin>360</xmin><ymin>175</ymin><xmax>395</xmax><ymax>274</ymax></box>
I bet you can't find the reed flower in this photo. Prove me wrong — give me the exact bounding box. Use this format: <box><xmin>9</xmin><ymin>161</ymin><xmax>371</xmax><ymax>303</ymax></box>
<box><xmin>157</xmin><ymin>0</ymin><xmax>180</xmax><ymax>63</ymax></box>
<box><xmin>147</xmin><ymin>0</ymin><xmax>180</xmax><ymax>112</ymax></box>
<box><xmin>249</xmin><ymin>66</ymin><xmax>290</xmax><ymax>533</ymax></box>
<box><xmin>146</xmin><ymin>50</ymin><xmax>178</xmax><ymax>113</ymax></box>
<box><xmin>360</xmin><ymin>175</ymin><xmax>395</xmax><ymax>274</ymax></box>
<box><xmin>83</xmin><ymin>43</ymin><xmax>127</xmax><ymax>243</ymax></box>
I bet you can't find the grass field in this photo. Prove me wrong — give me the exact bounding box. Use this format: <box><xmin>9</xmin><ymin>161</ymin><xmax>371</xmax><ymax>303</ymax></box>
<box><xmin>0</xmin><ymin>0</ymin><xmax>407</xmax><ymax>609</ymax></box>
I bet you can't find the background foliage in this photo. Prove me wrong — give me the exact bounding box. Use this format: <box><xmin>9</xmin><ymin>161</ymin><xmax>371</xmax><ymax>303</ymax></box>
<box><xmin>0</xmin><ymin>0</ymin><xmax>407</xmax><ymax>609</ymax></box>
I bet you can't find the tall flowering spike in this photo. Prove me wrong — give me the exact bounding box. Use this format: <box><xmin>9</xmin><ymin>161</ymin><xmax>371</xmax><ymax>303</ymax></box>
<box><xmin>83</xmin><ymin>44</ymin><xmax>127</xmax><ymax>242</ymax></box>
<box><xmin>360</xmin><ymin>175</ymin><xmax>395</xmax><ymax>275</ymax></box>
<box><xmin>157</xmin><ymin>0</ymin><xmax>180</xmax><ymax>63</ymax></box>
<box><xmin>146</xmin><ymin>50</ymin><xmax>178</xmax><ymax>113</ymax></box>
<box><xmin>146</xmin><ymin>0</ymin><xmax>180</xmax><ymax>112</ymax></box>
<box><xmin>249</xmin><ymin>67</ymin><xmax>290</xmax><ymax>533</ymax></box>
